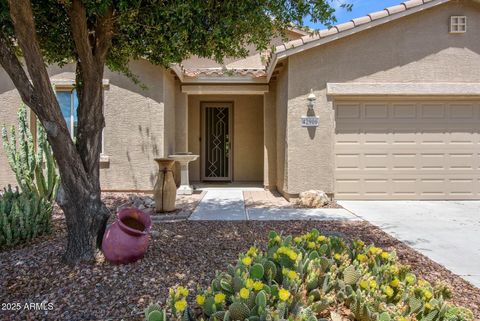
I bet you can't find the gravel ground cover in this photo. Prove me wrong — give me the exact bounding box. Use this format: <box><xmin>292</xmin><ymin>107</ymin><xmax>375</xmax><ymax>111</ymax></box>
<box><xmin>0</xmin><ymin>194</ymin><xmax>479</xmax><ymax>321</ymax></box>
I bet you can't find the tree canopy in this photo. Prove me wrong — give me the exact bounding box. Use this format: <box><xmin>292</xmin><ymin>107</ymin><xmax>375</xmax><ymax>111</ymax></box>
<box><xmin>1</xmin><ymin>0</ymin><xmax>339</xmax><ymax>77</ymax></box>
<box><xmin>0</xmin><ymin>0</ymin><xmax>340</xmax><ymax>264</ymax></box>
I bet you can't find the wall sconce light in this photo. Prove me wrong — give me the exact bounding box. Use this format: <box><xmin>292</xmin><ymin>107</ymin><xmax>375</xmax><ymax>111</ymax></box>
<box><xmin>307</xmin><ymin>89</ymin><xmax>316</xmax><ymax>109</ymax></box>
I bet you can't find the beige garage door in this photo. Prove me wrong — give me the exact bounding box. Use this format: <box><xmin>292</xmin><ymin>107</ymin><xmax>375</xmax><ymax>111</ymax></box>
<box><xmin>335</xmin><ymin>99</ymin><xmax>480</xmax><ymax>199</ymax></box>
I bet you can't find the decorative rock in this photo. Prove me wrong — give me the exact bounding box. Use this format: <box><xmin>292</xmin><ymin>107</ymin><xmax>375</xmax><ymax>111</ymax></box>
<box><xmin>297</xmin><ymin>190</ymin><xmax>330</xmax><ymax>208</ymax></box>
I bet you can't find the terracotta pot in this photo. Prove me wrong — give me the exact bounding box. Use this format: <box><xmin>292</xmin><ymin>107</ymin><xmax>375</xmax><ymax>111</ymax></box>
<box><xmin>154</xmin><ymin>158</ymin><xmax>177</xmax><ymax>212</ymax></box>
<box><xmin>102</xmin><ymin>208</ymin><xmax>152</xmax><ymax>264</ymax></box>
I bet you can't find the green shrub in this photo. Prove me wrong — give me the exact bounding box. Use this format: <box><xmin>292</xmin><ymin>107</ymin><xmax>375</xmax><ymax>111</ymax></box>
<box><xmin>0</xmin><ymin>104</ymin><xmax>59</xmax><ymax>248</ymax></box>
<box><xmin>0</xmin><ymin>185</ymin><xmax>53</xmax><ymax>247</ymax></box>
<box><xmin>144</xmin><ymin>230</ymin><xmax>473</xmax><ymax>321</ymax></box>
<box><xmin>1</xmin><ymin>104</ymin><xmax>59</xmax><ymax>202</ymax></box>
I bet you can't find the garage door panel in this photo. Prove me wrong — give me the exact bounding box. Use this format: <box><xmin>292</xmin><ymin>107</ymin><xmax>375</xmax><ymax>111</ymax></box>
<box><xmin>335</xmin><ymin>99</ymin><xmax>480</xmax><ymax>200</ymax></box>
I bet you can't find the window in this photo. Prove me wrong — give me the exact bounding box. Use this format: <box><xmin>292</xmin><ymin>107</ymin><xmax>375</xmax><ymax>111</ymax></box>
<box><xmin>54</xmin><ymin>88</ymin><xmax>106</xmax><ymax>157</ymax></box>
<box><xmin>55</xmin><ymin>89</ymin><xmax>78</xmax><ymax>139</ymax></box>
<box><xmin>450</xmin><ymin>16</ymin><xmax>467</xmax><ymax>33</ymax></box>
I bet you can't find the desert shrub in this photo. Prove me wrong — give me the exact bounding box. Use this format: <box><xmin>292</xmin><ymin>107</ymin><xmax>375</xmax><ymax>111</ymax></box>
<box><xmin>1</xmin><ymin>104</ymin><xmax>59</xmax><ymax>202</ymax></box>
<box><xmin>0</xmin><ymin>104</ymin><xmax>59</xmax><ymax>248</ymax></box>
<box><xmin>0</xmin><ymin>186</ymin><xmax>53</xmax><ymax>247</ymax></box>
<box><xmin>144</xmin><ymin>230</ymin><xmax>473</xmax><ymax>321</ymax></box>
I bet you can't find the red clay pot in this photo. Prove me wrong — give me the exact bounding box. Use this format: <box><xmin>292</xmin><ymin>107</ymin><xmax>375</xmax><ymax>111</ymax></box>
<box><xmin>102</xmin><ymin>207</ymin><xmax>152</xmax><ymax>264</ymax></box>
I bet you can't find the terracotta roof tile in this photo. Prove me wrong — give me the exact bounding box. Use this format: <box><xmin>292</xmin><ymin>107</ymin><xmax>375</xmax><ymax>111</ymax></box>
<box><xmin>386</xmin><ymin>4</ymin><xmax>407</xmax><ymax>14</ymax></box>
<box><xmin>351</xmin><ymin>16</ymin><xmax>372</xmax><ymax>27</ymax></box>
<box><xmin>368</xmin><ymin>9</ymin><xmax>390</xmax><ymax>20</ymax></box>
<box><xmin>335</xmin><ymin>21</ymin><xmax>355</xmax><ymax>32</ymax></box>
<box><xmin>319</xmin><ymin>28</ymin><xmax>339</xmax><ymax>38</ymax></box>
<box><xmin>285</xmin><ymin>38</ymin><xmax>304</xmax><ymax>49</ymax></box>
<box><xmin>403</xmin><ymin>0</ymin><xmax>425</xmax><ymax>8</ymax></box>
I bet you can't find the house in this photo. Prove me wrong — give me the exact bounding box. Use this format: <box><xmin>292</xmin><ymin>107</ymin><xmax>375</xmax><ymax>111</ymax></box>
<box><xmin>1</xmin><ymin>0</ymin><xmax>479</xmax><ymax>200</ymax></box>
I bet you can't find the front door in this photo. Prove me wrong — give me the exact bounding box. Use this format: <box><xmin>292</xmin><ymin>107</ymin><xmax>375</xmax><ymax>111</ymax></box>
<box><xmin>201</xmin><ymin>103</ymin><xmax>233</xmax><ymax>181</ymax></box>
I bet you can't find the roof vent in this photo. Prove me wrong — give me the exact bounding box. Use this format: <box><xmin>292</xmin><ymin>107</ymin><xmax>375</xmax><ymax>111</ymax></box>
<box><xmin>450</xmin><ymin>16</ymin><xmax>467</xmax><ymax>33</ymax></box>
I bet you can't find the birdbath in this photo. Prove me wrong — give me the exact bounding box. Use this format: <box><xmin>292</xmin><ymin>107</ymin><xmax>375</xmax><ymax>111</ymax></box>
<box><xmin>168</xmin><ymin>153</ymin><xmax>199</xmax><ymax>195</ymax></box>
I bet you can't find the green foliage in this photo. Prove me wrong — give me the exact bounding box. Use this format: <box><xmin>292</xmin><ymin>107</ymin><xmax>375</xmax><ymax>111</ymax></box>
<box><xmin>0</xmin><ymin>185</ymin><xmax>52</xmax><ymax>247</ymax></box>
<box><xmin>146</xmin><ymin>230</ymin><xmax>474</xmax><ymax>321</ymax></box>
<box><xmin>1</xmin><ymin>104</ymin><xmax>59</xmax><ymax>202</ymax></box>
<box><xmin>1</xmin><ymin>0</ymin><xmax>340</xmax><ymax>79</ymax></box>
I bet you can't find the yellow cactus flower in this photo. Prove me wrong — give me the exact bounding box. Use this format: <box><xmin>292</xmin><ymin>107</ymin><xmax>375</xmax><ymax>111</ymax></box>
<box><xmin>356</xmin><ymin>240</ymin><xmax>365</xmax><ymax>247</ymax></box>
<box><xmin>277</xmin><ymin>247</ymin><xmax>298</xmax><ymax>261</ymax></box>
<box><xmin>274</xmin><ymin>235</ymin><xmax>281</xmax><ymax>243</ymax></box>
<box><xmin>288</xmin><ymin>251</ymin><xmax>298</xmax><ymax>261</ymax></box>
<box><xmin>175</xmin><ymin>299</ymin><xmax>187</xmax><ymax>312</ymax></box>
<box><xmin>369</xmin><ymin>247</ymin><xmax>382</xmax><ymax>255</ymax></box>
<box><xmin>381</xmin><ymin>252</ymin><xmax>390</xmax><ymax>260</ymax></box>
<box><xmin>253</xmin><ymin>281</ymin><xmax>264</xmax><ymax>291</ymax></box>
<box><xmin>334</xmin><ymin>253</ymin><xmax>342</xmax><ymax>260</ymax></box>
<box><xmin>196</xmin><ymin>295</ymin><xmax>205</xmax><ymax>305</ymax></box>
<box><xmin>294</xmin><ymin>237</ymin><xmax>302</xmax><ymax>243</ymax></box>
<box><xmin>359</xmin><ymin>280</ymin><xmax>369</xmax><ymax>290</ymax></box>
<box><xmin>287</xmin><ymin>270</ymin><xmax>298</xmax><ymax>280</ymax></box>
<box><xmin>242</xmin><ymin>257</ymin><xmax>252</xmax><ymax>266</ymax></box>
<box><xmin>278</xmin><ymin>288</ymin><xmax>291</xmax><ymax>301</ymax></box>
<box><xmin>240</xmin><ymin>288</ymin><xmax>250</xmax><ymax>299</ymax></box>
<box><xmin>390</xmin><ymin>278</ymin><xmax>400</xmax><ymax>288</ymax></box>
<box><xmin>383</xmin><ymin>286</ymin><xmax>394</xmax><ymax>298</ymax></box>
<box><xmin>247</xmin><ymin>246</ymin><xmax>258</xmax><ymax>257</ymax></box>
<box><xmin>423</xmin><ymin>290</ymin><xmax>433</xmax><ymax>300</ymax></box>
<box><xmin>357</xmin><ymin>254</ymin><xmax>367</xmax><ymax>263</ymax></box>
<box><xmin>405</xmin><ymin>274</ymin><xmax>416</xmax><ymax>285</ymax></box>
<box><xmin>369</xmin><ymin>280</ymin><xmax>377</xmax><ymax>289</ymax></box>
<box><xmin>176</xmin><ymin>286</ymin><xmax>189</xmax><ymax>297</ymax></box>
<box><xmin>424</xmin><ymin>303</ymin><xmax>433</xmax><ymax>310</ymax></box>
<box><xmin>245</xmin><ymin>278</ymin><xmax>254</xmax><ymax>289</ymax></box>
<box><xmin>214</xmin><ymin>293</ymin><xmax>226</xmax><ymax>304</ymax></box>
<box><xmin>307</xmin><ymin>242</ymin><xmax>316</xmax><ymax>249</ymax></box>
<box><xmin>317</xmin><ymin>235</ymin><xmax>326</xmax><ymax>242</ymax></box>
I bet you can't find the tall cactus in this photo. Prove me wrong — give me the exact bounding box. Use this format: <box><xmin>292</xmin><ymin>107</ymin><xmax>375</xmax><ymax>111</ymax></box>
<box><xmin>1</xmin><ymin>104</ymin><xmax>59</xmax><ymax>202</ymax></box>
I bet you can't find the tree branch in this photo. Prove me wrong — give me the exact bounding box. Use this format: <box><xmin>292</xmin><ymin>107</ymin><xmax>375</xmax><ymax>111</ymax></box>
<box><xmin>7</xmin><ymin>0</ymin><xmax>92</xmax><ymax>198</ymax></box>
<box><xmin>7</xmin><ymin>0</ymin><xmax>57</xmax><ymax>104</ymax></box>
<box><xmin>0</xmin><ymin>35</ymin><xmax>36</xmax><ymax>109</ymax></box>
<box><xmin>94</xmin><ymin>6</ymin><xmax>114</xmax><ymax>65</ymax></box>
<box><xmin>67</xmin><ymin>0</ymin><xmax>95</xmax><ymax>75</ymax></box>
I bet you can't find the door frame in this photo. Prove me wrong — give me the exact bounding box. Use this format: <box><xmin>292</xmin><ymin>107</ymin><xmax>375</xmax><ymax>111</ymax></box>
<box><xmin>201</xmin><ymin>102</ymin><xmax>234</xmax><ymax>181</ymax></box>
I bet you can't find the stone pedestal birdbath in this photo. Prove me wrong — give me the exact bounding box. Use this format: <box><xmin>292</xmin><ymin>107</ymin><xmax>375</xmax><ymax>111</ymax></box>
<box><xmin>153</xmin><ymin>158</ymin><xmax>176</xmax><ymax>212</ymax></box>
<box><xmin>168</xmin><ymin>153</ymin><xmax>199</xmax><ymax>195</ymax></box>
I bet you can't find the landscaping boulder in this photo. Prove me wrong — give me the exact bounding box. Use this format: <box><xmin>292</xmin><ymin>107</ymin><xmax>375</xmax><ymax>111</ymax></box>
<box><xmin>297</xmin><ymin>190</ymin><xmax>330</xmax><ymax>208</ymax></box>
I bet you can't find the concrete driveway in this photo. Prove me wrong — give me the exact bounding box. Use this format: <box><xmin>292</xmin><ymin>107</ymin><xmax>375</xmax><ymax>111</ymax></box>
<box><xmin>338</xmin><ymin>201</ymin><xmax>480</xmax><ymax>288</ymax></box>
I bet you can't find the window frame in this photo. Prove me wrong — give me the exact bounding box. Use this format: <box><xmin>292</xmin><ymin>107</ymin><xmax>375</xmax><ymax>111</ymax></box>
<box><xmin>450</xmin><ymin>16</ymin><xmax>467</xmax><ymax>34</ymax></box>
<box><xmin>50</xmin><ymin>79</ymin><xmax>109</xmax><ymax>158</ymax></box>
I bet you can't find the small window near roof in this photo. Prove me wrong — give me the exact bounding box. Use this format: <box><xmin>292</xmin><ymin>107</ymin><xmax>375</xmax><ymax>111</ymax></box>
<box><xmin>450</xmin><ymin>16</ymin><xmax>467</xmax><ymax>33</ymax></box>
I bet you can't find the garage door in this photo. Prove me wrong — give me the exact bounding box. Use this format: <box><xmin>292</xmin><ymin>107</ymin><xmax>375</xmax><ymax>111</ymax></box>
<box><xmin>335</xmin><ymin>99</ymin><xmax>480</xmax><ymax>199</ymax></box>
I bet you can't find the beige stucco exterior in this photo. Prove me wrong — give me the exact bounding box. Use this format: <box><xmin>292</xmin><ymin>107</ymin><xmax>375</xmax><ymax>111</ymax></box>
<box><xmin>283</xmin><ymin>0</ymin><xmax>480</xmax><ymax>196</ymax></box>
<box><xmin>1</xmin><ymin>0</ymin><xmax>479</xmax><ymax>199</ymax></box>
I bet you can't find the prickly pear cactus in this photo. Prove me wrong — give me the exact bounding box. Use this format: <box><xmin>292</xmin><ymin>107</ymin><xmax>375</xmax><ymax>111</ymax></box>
<box><xmin>145</xmin><ymin>230</ymin><xmax>474</xmax><ymax>321</ymax></box>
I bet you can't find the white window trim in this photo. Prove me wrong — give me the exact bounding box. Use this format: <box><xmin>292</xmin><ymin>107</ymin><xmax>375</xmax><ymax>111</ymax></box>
<box><xmin>52</xmin><ymin>80</ymin><xmax>110</xmax><ymax>163</ymax></box>
<box><xmin>450</xmin><ymin>15</ymin><xmax>467</xmax><ymax>34</ymax></box>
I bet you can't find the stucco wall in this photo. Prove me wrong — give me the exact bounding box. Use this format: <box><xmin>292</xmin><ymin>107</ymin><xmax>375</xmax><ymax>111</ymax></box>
<box><xmin>188</xmin><ymin>95</ymin><xmax>264</xmax><ymax>182</ymax></box>
<box><xmin>0</xmin><ymin>60</ymin><xmax>170</xmax><ymax>191</ymax></box>
<box><xmin>0</xmin><ymin>68</ymin><xmax>23</xmax><ymax>188</ymax></box>
<box><xmin>286</xmin><ymin>0</ymin><xmax>480</xmax><ymax>195</ymax></box>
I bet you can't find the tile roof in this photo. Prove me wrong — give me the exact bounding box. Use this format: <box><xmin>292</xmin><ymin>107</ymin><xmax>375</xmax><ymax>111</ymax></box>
<box><xmin>172</xmin><ymin>0</ymin><xmax>450</xmax><ymax>82</ymax></box>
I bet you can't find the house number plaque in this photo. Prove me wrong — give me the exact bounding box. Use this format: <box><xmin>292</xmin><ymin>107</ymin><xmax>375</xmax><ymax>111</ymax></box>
<box><xmin>301</xmin><ymin>116</ymin><xmax>319</xmax><ymax>127</ymax></box>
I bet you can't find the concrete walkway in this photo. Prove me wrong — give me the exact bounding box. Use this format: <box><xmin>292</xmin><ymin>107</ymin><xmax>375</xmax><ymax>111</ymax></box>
<box><xmin>339</xmin><ymin>201</ymin><xmax>480</xmax><ymax>288</ymax></box>
<box><xmin>189</xmin><ymin>189</ymin><xmax>358</xmax><ymax>221</ymax></box>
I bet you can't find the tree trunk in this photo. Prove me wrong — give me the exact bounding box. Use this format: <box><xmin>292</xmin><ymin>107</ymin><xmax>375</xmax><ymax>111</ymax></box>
<box><xmin>1</xmin><ymin>0</ymin><xmax>114</xmax><ymax>265</ymax></box>
<box><xmin>60</xmin><ymin>188</ymin><xmax>109</xmax><ymax>263</ymax></box>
